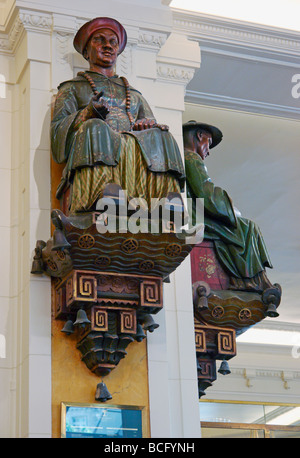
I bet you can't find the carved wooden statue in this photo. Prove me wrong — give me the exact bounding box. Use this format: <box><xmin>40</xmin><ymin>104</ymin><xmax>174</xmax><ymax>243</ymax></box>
<box><xmin>31</xmin><ymin>18</ymin><xmax>200</xmax><ymax>392</ymax></box>
<box><xmin>50</xmin><ymin>17</ymin><xmax>185</xmax><ymax>214</ymax></box>
<box><xmin>183</xmin><ymin>120</ymin><xmax>281</xmax><ymax>396</ymax></box>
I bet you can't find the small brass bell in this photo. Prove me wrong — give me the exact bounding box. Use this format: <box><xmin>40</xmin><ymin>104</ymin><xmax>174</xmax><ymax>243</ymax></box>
<box><xmin>31</xmin><ymin>258</ymin><xmax>44</xmax><ymax>274</ymax></box>
<box><xmin>265</xmin><ymin>303</ymin><xmax>279</xmax><ymax>318</ymax></box>
<box><xmin>193</xmin><ymin>282</ymin><xmax>210</xmax><ymax>310</ymax></box>
<box><xmin>31</xmin><ymin>240</ymin><xmax>46</xmax><ymax>274</ymax></box>
<box><xmin>218</xmin><ymin>359</ymin><xmax>231</xmax><ymax>375</ymax></box>
<box><xmin>197</xmin><ymin>295</ymin><xmax>208</xmax><ymax>310</ymax></box>
<box><xmin>196</xmin><ymin>285</ymin><xmax>208</xmax><ymax>310</ymax></box>
<box><xmin>197</xmin><ymin>359</ymin><xmax>202</xmax><ymax>373</ymax></box>
<box><xmin>61</xmin><ymin>320</ymin><xmax>75</xmax><ymax>335</ymax></box>
<box><xmin>73</xmin><ymin>309</ymin><xmax>91</xmax><ymax>328</ymax></box>
<box><xmin>143</xmin><ymin>314</ymin><xmax>159</xmax><ymax>333</ymax></box>
<box><xmin>135</xmin><ymin>323</ymin><xmax>146</xmax><ymax>342</ymax></box>
<box><xmin>51</xmin><ymin>229</ymin><xmax>71</xmax><ymax>251</ymax></box>
<box><xmin>95</xmin><ymin>381</ymin><xmax>112</xmax><ymax>402</ymax></box>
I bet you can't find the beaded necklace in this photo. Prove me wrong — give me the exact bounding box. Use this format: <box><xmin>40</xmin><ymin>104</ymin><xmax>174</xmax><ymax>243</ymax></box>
<box><xmin>77</xmin><ymin>71</ymin><xmax>134</xmax><ymax>130</ymax></box>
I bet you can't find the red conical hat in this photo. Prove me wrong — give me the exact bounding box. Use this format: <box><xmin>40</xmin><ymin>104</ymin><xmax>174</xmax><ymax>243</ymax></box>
<box><xmin>74</xmin><ymin>17</ymin><xmax>127</xmax><ymax>56</ymax></box>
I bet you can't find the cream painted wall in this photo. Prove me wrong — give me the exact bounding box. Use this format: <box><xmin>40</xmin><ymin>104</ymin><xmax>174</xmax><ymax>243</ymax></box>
<box><xmin>0</xmin><ymin>0</ymin><xmax>299</xmax><ymax>438</ymax></box>
<box><xmin>0</xmin><ymin>0</ymin><xmax>201</xmax><ymax>438</ymax></box>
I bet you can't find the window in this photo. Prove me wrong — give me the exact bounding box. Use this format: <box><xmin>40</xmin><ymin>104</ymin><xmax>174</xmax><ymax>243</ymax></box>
<box><xmin>199</xmin><ymin>400</ymin><xmax>300</xmax><ymax>438</ymax></box>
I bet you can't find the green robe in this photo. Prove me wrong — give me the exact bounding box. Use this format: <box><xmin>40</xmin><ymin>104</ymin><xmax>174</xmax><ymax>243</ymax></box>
<box><xmin>51</xmin><ymin>72</ymin><xmax>185</xmax><ymax>199</ymax></box>
<box><xmin>184</xmin><ymin>149</ymin><xmax>273</xmax><ymax>279</ymax></box>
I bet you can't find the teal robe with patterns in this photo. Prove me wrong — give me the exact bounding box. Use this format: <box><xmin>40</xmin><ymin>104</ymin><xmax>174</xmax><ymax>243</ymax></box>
<box><xmin>184</xmin><ymin>148</ymin><xmax>273</xmax><ymax>279</ymax></box>
<box><xmin>51</xmin><ymin>71</ymin><xmax>185</xmax><ymax>199</ymax></box>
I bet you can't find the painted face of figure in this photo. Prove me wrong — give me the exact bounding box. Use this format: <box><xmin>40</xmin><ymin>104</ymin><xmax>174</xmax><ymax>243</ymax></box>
<box><xmin>197</xmin><ymin>130</ymin><xmax>212</xmax><ymax>160</ymax></box>
<box><xmin>84</xmin><ymin>28</ymin><xmax>119</xmax><ymax>70</ymax></box>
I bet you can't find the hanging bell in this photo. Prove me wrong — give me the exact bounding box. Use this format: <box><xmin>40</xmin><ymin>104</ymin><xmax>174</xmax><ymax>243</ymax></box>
<box><xmin>143</xmin><ymin>314</ymin><xmax>159</xmax><ymax>333</ymax></box>
<box><xmin>197</xmin><ymin>295</ymin><xmax>208</xmax><ymax>310</ymax></box>
<box><xmin>61</xmin><ymin>320</ymin><xmax>75</xmax><ymax>335</ymax></box>
<box><xmin>135</xmin><ymin>323</ymin><xmax>146</xmax><ymax>342</ymax></box>
<box><xmin>218</xmin><ymin>359</ymin><xmax>231</xmax><ymax>375</ymax></box>
<box><xmin>95</xmin><ymin>381</ymin><xmax>112</xmax><ymax>402</ymax></box>
<box><xmin>73</xmin><ymin>308</ymin><xmax>91</xmax><ymax>328</ymax></box>
<box><xmin>196</xmin><ymin>285</ymin><xmax>209</xmax><ymax>310</ymax></box>
<box><xmin>51</xmin><ymin>229</ymin><xmax>71</xmax><ymax>251</ymax></box>
<box><xmin>197</xmin><ymin>359</ymin><xmax>202</xmax><ymax>374</ymax></box>
<box><xmin>193</xmin><ymin>282</ymin><xmax>210</xmax><ymax>310</ymax></box>
<box><xmin>265</xmin><ymin>302</ymin><xmax>279</xmax><ymax>318</ymax></box>
<box><xmin>31</xmin><ymin>258</ymin><xmax>44</xmax><ymax>274</ymax></box>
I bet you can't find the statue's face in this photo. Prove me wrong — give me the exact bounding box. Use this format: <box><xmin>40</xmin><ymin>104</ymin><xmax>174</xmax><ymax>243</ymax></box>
<box><xmin>197</xmin><ymin>130</ymin><xmax>212</xmax><ymax>160</ymax></box>
<box><xmin>85</xmin><ymin>28</ymin><xmax>119</xmax><ymax>69</ymax></box>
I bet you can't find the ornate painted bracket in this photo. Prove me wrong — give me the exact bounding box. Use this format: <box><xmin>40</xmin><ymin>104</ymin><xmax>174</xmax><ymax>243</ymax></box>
<box><xmin>191</xmin><ymin>241</ymin><xmax>282</xmax><ymax>397</ymax></box>
<box><xmin>32</xmin><ymin>207</ymin><xmax>200</xmax><ymax>377</ymax></box>
<box><xmin>53</xmin><ymin>269</ymin><xmax>163</xmax><ymax>375</ymax></box>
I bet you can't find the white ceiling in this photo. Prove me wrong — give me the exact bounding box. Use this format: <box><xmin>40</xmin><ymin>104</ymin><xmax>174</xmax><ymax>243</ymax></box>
<box><xmin>179</xmin><ymin>11</ymin><xmax>300</xmax><ymax>327</ymax></box>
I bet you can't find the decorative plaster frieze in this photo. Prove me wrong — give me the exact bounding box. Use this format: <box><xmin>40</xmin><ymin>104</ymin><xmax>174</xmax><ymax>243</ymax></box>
<box><xmin>54</xmin><ymin>31</ymin><xmax>73</xmax><ymax>66</ymax></box>
<box><xmin>0</xmin><ymin>9</ymin><xmax>52</xmax><ymax>54</ymax></box>
<box><xmin>157</xmin><ymin>62</ymin><xmax>195</xmax><ymax>85</ymax></box>
<box><xmin>138</xmin><ymin>30</ymin><xmax>167</xmax><ymax>50</ymax></box>
<box><xmin>0</xmin><ymin>12</ymin><xmax>23</xmax><ymax>54</ymax></box>
<box><xmin>116</xmin><ymin>44</ymin><xmax>132</xmax><ymax>77</ymax></box>
<box><xmin>0</xmin><ymin>35</ymin><xmax>9</xmax><ymax>51</ymax></box>
<box><xmin>172</xmin><ymin>11</ymin><xmax>300</xmax><ymax>58</ymax></box>
<box><xmin>230</xmin><ymin>367</ymin><xmax>300</xmax><ymax>383</ymax></box>
<box><xmin>18</xmin><ymin>10</ymin><xmax>52</xmax><ymax>32</ymax></box>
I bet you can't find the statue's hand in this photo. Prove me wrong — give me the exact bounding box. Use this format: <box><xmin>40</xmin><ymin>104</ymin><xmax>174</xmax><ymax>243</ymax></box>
<box><xmin>133</xmin><ymin>118</ymin><xmax>156</xmax><ymax>130</ymax></box>
<box><xmin>154</xmin><ymin>123</ymin><xmax>169</xmax><ymax>131</ymax></box>
<box><xmin>133</xmin><ymin>118</ymin><xmax>169</xmax><ymax>131</ymax></box>
<box><xmin>91</xmin><ymin>91</ymin><xmax>110</xmax><ymax>119</ymax></box>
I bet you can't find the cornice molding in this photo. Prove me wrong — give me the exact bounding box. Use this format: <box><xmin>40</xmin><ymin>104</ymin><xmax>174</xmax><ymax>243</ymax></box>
<box><xmin>185</xmin><ymin>90</ymin><xmax>300</xmax><ymax>120</ymax></box>
<box><xmin>172</xmin><ymin>10</ymin><xmax>300</xmax><ymax>59</ymax></box>
<box><xmin>0</xmin><ymin>8</ymin><xmax>52</xmax><ymax>54</ymax></box>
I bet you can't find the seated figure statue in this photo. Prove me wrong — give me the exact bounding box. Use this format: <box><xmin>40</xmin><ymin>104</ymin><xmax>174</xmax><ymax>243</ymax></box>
<box><xmin>51</xmin><ymin>17</ymin><xmax>185</xmax><ymax>215</ymax></box>
<box><xmin>183</xmin><ymin>120</ymin><xmax>276</xmax><ymax>293</ymax></box>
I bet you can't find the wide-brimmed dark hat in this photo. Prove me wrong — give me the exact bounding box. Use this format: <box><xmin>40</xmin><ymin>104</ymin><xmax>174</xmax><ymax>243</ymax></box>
<box><xmin>74</xmin><ymin>17</ymin><xmax>127</xmax><ymax>56</ymax></box>
<box><xmin>183</xmin><ymin>120</ymin><xmax>223</xmax><ymax>148</ymax></box>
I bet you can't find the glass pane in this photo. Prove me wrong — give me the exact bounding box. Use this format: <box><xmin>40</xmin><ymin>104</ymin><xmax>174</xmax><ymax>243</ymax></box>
<box><xmin>269</xmin><ymin>429</ymin><xmax>300</xmax><ymax>438</ymax></box>
<box><xmin>265</xmin><ymin>406</ymin><xmax>300</xmax><ymax>426</ymax></box>
<box><xmin>65</xmin><ymin>406</ymin><xmax>142</xmax><ymax>438</ymax></box>
<box><xmin>201</xmin><ymin>427</ymin><xmax>265</xmax><ymax>438</ymax></box>
<box><xmin>199</xmin><ymin>402</ymin><xmax>265</xmax><ymax>424</ymax></box>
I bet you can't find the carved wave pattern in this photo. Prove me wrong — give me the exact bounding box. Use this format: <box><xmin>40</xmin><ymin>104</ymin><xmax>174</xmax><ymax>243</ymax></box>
<box><xmin>64</xmin><ymin>224</ymin><xmax>193</xmax><ymax>278</ymax></box>
<box><xmin>197</xmin><ymin>293</ymin><xmax>266</xmax><ymax>335</ymax></box>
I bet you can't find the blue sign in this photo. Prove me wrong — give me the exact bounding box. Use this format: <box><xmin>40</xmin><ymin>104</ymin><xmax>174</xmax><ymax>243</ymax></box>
<box><xmin>63</xmin><ymin>404</ymin><xmax>143</xmax><ymax>438</ymax></box>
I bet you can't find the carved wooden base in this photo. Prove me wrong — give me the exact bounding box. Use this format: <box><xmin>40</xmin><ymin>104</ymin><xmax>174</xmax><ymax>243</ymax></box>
<box><xmin>32</xmin><ymin>207</ymin><xmax>202</xmax><ymax>378</ymax></box>
<box><xmin>195</xmin><ymin>320</ymin><xmax>236</xmax><ymax>398</ymax></box>
<box><xmin>191</xmin><ymin>241</ymin><xmax>281</xmax><ymax>397</ymax></box>
<box><xmin>52</xmin><ymin>269</ymin><xmax>163</xmax><ymax>375</ymax></box>
<box><xmin>45</xmin><ymin>209</ymin><xmax>195</xmax><ymax>280</ymax></box>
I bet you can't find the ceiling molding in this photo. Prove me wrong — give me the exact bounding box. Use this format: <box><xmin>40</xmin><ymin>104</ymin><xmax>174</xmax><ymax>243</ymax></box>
<box><xmin>185</xmin><ymin>91</ymin><xmax>300</xmax><ymax>120</ymax></box>
<box><xmin>172</xmin><ymin>10</ymin><xmax>300</xmax><ymax>62</ymax></box>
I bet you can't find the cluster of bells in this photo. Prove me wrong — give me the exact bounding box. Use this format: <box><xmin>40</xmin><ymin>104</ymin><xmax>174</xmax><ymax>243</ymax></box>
<box><xmin>135</xmin><ymin>314</ymin><xmax>159</xmax><ymax>342</ymax></box>
<box><xmin>61</xmin><ymin>308</ymin><xmax>90</xmax><ymax>335</ymax></box>
<box><xmin>61</xmin><ymin>311</ymin><xmax>159</xmax><ymax>339</ymax></box>
<box><xmin>194</xmin><ymin>282</ymin><xmax>279</xmax><ymax>318</ymax></box>
<box><xmin>31</xmin><ymin>227</ymin><xmax>71</xmax><ymax>274</ymax></box>
<box><xmin>197</xmin><ymin>358</ymin><xmax>231</xmax><ymax>376</ymax></box>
